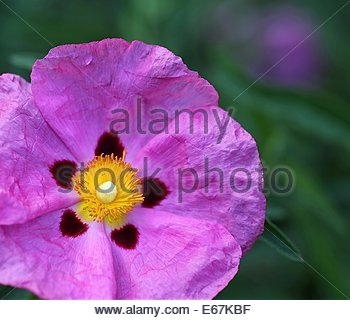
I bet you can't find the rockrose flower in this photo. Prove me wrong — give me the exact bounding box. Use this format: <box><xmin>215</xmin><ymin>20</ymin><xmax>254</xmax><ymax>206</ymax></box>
<box><xmin>0</xmin><ymin>39</ymin><xmax>265</xmax><ymax>299</ymax></box>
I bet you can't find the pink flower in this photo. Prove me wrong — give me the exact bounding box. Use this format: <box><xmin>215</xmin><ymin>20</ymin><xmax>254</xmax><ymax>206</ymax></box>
<box><xmin>257</xmin><ymin>6</ymin><xmax>321</xmax><ymax>87</ymax></box>
<box><xmin>0</xmin><ymin>39</ymin><xmax>265</xmax><ymax>299</ymax></box>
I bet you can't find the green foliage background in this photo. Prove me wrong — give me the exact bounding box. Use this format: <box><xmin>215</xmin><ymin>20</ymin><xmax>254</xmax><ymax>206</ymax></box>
<box><xmin>0</xmin><ymin>0</ymin><xmax>349</xmax><ymax>299</ymax></box>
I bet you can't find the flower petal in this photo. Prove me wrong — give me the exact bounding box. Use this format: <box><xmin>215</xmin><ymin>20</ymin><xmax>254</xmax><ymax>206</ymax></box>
<box><xmin>0</xmin><ymin>209</ymin><xmax>116</xmax><ymax>299</ymax></box>
<box><xmin>0</xmin><ymin>74</ymin><xmax>78</xmax><ymax>225</ymax></box>
<box><xmin>134</xmin><ymin>106</ymin><xmax>266</xmax><ymax>254</ymax></box>
<box><xmin>31</xmin><ymin>39</ymin><xmax>218</xmax><ymax>162</ymax></box>
<box><xmin>110</xmin><ymin>208</ymin><xmax>241</xmax><ymax>299</ymax></box>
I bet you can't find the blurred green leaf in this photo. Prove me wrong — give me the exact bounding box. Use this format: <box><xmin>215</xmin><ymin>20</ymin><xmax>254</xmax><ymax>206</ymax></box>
<box><xmin>228</xmin><ymin>90</ymin><xmax>350</xmax><ymax>153</ymax></box>
<box><xmin>266</xmin><ymin>205</ymin><xmax>288</xmax><ymax>221</ymax></box>
<box><xmin>241</xmin><ymin>94</ymin><xmax>350</xmax><ymax>152</ymax></box>
<box><xmin>8</xmin><ymin>53</ymin><xmax>40</xmax><ymax>70</ymax></box>
<box><xmin>261</xmin><ymin>217</ymin><xmax>303</xmax><ymax>262</ymax></box>
<box><xmin>293</xmin><ymin>205</ymin><xmax>348</xmax><ymax>298</ymax></box>
<box><xmin>0</xmin><ymin>286</ymin><xmax>36</xmax><ymax>300</ymax></box>
<box><xmin>293</xmin><ymin>167</ymin><xmax>347</xmax><ymax>236</ymax></box>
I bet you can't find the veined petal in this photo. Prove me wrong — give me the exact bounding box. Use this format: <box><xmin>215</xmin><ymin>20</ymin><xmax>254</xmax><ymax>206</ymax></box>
<box><xmin>0</xmin><ymin>208</ymin><xmax>116</xmax><ymax>299</ymax></box>
<box><xmin>134</xmin><ymin>106</ymin><xmax>266</xmax><ymax>254</ymax></box>
<box><xmin>31</xmin><ymin>39</ymin><xmax>218</xmax><ymax>162</ymax></box>
<box><xmin>110</xmin><ymin>208</ymin><xmax>241</xmax><ymax>299</ymax></box>
<box><xmin>0</xmin><ymin>74</ymin><xmax>78</xmax><ymax>225</ymax></box>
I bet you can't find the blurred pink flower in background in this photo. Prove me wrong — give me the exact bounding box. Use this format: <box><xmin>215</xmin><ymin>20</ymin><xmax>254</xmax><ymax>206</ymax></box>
<box><xmin>209</xmin><ymin>4</ymin><xmax>322</xmax><ymax>88</ymax></box>
<box><xmin>256</xmin><ymin>6</ymin><xmax>321</xmax><ymax>87</ymax></box>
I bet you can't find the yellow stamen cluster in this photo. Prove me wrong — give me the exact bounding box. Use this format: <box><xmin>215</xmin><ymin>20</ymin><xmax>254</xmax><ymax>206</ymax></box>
<box><xmin>73</xmin><ymin>153</ymin><xmax>144</xmax><ymax>228</ymax></box>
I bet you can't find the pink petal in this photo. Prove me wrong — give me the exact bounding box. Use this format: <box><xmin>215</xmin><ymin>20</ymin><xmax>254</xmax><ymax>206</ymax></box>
<box><xmin>0</xmin><ymin>209</ymin><xmax>116</xmax><ymax>299</ymax></box>
<box><xmin>134</xmin><ymin>106</ymin><xmax>266</xmax><ymax>254</ymax></box>
<box><xmin>0</xmin><ymin>74</ymin><xmax>78</xmax><ymax>225</ymax></box>
<box><xmin>31</xmin><ymin>39</ymin><xmax>218</xmax><ymax>162</ymax></box>
<box><xmin>111</xmin><ymin>208</ymin><xmax>241</xmax><ymax>299</ymax></box>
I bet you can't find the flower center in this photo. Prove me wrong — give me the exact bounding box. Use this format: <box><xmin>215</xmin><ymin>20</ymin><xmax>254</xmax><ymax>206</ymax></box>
<box><xmin>73</xmin><ymin>153</ymin><xmax>144</xmax><ymax>228</ymax></box>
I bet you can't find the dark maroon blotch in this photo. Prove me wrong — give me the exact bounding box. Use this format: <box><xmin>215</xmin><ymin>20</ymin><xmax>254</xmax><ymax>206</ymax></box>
<box><xmin>95</xmin><ymin>132</ymin><xmax>125</xmax><ymax>158</ymax></box>
<box><xmin>49</xmin><ymin>160</ymin><xmax>77</xmax><ymax>189</ymax></box>
<box><xmin>142</xmin><ymin>177</ymin><xmax>170</xmax><ymax>208</ymax></box>
<box><xmin>60</xmin><ymin>209</ymin><xmax>88</xmax><ymax>238</ymax></box>
<box><xmin>111</xmin><ymin>224</ymin><xmax>139</xmax><ymax>250</ymax></box>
